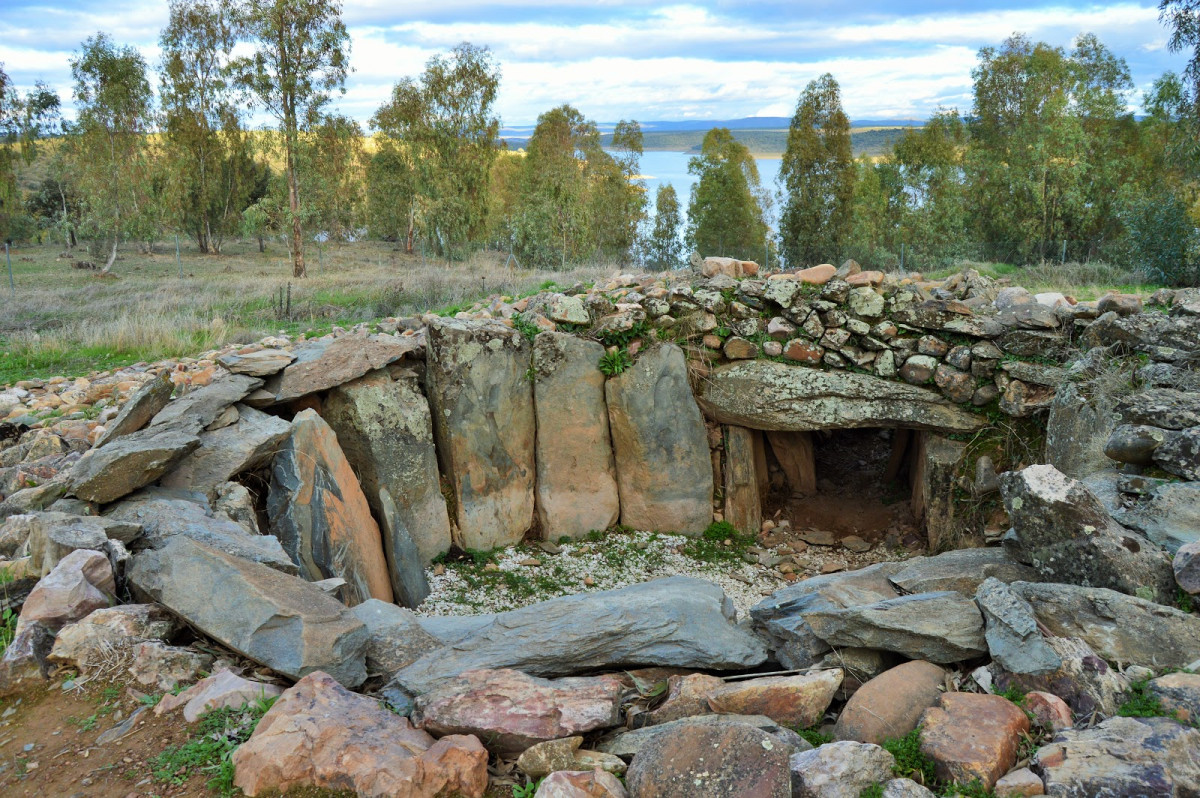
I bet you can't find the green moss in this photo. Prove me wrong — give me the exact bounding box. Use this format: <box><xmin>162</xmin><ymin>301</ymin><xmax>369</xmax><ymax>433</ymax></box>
<box><xmin>881</xmin><ymin>727</ymin><xmax>937</xmax><ymax>786</ymax></box>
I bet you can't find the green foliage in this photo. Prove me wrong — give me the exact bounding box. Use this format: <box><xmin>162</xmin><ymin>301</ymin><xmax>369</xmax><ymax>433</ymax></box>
<box><xmin>796</xmin><ymin>726</ymin><xmax>834</xmax><ymax>748</ymax></box>
<box><xmin>159</xmin><ymin>0</ymin><xmax>259</xmax><ymax>255</ymax></box>
<box><xmin>647</xmin><ymin>183</ymin><xmax>684</xmax><ymax>268</ymax></box>
<box><xmin>1120</xmin><ymin>188</ymin><xmax>1199</xmax><ymax>286</ymax></box>
<box><xmin>685</xmin><ymin>128</ymin><xmax>770</xmax><ymax>261</ymax></box>
<box><xmin>230</xmin><ymin>0</ymin><xmax>350</xmax><ymax>277</ymax></box>
<box><xmin>779</xmin><ymin>73</ymin><xmax>855</xmax><ymax>266</ymax></box>
<box><xmin>680</xmin><ymin>520</ymin><xmax>756</xmax><ymax>564</ymax></box>
<box><xmin>68</xmin><ymin>33</ymin><xmax>156</xmax><ymax>270</ymax></box>
<box><xmin>1117</xmin><ymin>678</ymin><xmax>1177</xmax><ymax>719</ymax></box>
<box><xmin>881</xmin><ymin>728</ymin><xmax>937</xmax><ymax>786</ymax></box>
<box><xmin>596</xmin><ymin>320</ymin><xmax>648</xmax><ymax>348</ymax></box>
<box><xmin>513</xmin><ymin>779</ymin><xmax>544</xmax><ymax>797</ymax></box>
<box><xmin>598</xmin><ymin>348</ymin><xmax>632</xmax><ymax>376</ymax></box>
<box><xmin>297</xmin><ymin>114</ymin><xmax>366</xmax><ymax>246</ymax></box>
<box><xmin>371</xmin><ymin>43</ymin><xmax>500</xmax><ymax>260</ymax></box>
<box><xmin>996</xmin><ymin>685</ymin><xmax>1027</xmax><ymax>706</ymax></box>
<box><xmin>152</xmin><ymin>695</ymin><xmax>278</xmax><ymax>795</ymax></box>
<box><xmin>512</xmin><ymin>105</ymin><xmax>645</xmax><ymax>269</ymax></box>
<box><xmin>511</xmin><ymin>312</ymin><xmax>541</xmax><ymax>340</ymax></box>
<box><xmin>1</xmin><ymin>65</ymin><xmax>60</xmax><ymax>244</ymax></box>
<box><xmin>1178</xmin><ymin>589</ymin><xmax>1196</xmax><ymax>613</ymax></box>
<box><xmin>942</xmin><ymin>781</ymin><xmax>996</xmax><ymax>798</ymax></box>
<box><xmin>859</xmin><ymin>786</ymin><xmax>884</xmax><ymax>798</ymax></box>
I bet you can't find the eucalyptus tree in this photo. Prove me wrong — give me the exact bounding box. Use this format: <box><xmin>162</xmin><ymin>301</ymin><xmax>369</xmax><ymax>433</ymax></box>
<box><xmin>685</xmin><ymin>127</ymin><xmax>769</xmax><ymax>261</ymax></box>
<box><xmin>231</xmin><ymin>0</ymin><xmax>349</xmax><ymax>277</ymax></box>
<box><xmin>298</xmin><ymin>113</ymin><xmax>365</xmax><ymax>246</ymax></box>
<box><xmin>1</xmin><ymin>66</ymin><xmax>60</xmax><ymax>243</ymax></box>
<box><xmin>69</xmin><ymin>34</ymin><xmax>155</xmax><ymax>271</ymax></box>
<box><xmin>160</xmin><ymin>0</ymin><xmax>256</xmax><ymax>253</ymax></box>
<box><xmin>647</xmin><ymin>183</ymin><xmax>683</xmax><ymax>268</ymax></box>
<box><xmin>372</xmin><ymin>42</ymin><xmax>500</xmax><ymax>260</ymax></box>
<box><xmin>778</xmin><ymin>73</ymin><xmax>854</xmax><ymax>267</ymax></box>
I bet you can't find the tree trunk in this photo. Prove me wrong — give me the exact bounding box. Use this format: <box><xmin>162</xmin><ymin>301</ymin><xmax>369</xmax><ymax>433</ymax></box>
<box><xmin>286</xmin><ymin>145</ymin><xmax>305</xmax><ymax>278</ymax></box>
<box><xmin>406</xmin><ymin>202</ymin><xmax>415</xmax><ymax>255</ymax></box>
<box><xmin>257</xmin><ymin>235</ymin><xmax>265</xmax><ymax>253</ymax></box>
<box><xmin>101</xmin><ymin>237</ymin><xmax>118</xmax><ymax>273</ymax></box>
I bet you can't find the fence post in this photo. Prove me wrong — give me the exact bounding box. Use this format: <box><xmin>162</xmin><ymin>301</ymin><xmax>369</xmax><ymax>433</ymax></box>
<box><xmin>900</xmin><ymin>243</ymin><xmax>906</xmax><ymax>274</ymax></box>
<box><xmin>175</xmin><ymin>235</ymin><xmax>182</xmax><ymax>278</ymax></box>
<box><xmin>1061</xmin><ymin>240</ymin><xmax>1067</xmax><ymax>265</ymax></box>
<box><xmin>5</xmin><ymin>243</ymin><xmax>13</xmax><ymax>298</ymax></box>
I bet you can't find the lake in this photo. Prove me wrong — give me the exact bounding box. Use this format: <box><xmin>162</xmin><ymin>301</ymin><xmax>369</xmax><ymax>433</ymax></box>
<box><xmin>633</xmin><ymin>150</ymin><xmax>783</xmax><ymax>215</ymax></box>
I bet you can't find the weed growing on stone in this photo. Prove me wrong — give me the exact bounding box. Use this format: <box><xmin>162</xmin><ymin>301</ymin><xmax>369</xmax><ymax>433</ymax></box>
<box><xmin>511</xmin><ymin>312</ymin><xmax>541</xmax><ymax>341</ymax></box>
<box><xmin>859</xmin><ymin>785</ymin><xmax>884</xmax><ymax>798</ymax></box>
<box><xmin>598</xmin><ymin>349</ymin><xmax>632</xmax><ymax>376</ymax></box>
<box><xmin>1117</xmin><ymin>678</ymin><xmax>1178</xmax><ymax>721</ymax></box>
<box><xmin>1177</xmin><ymin>589</ymin><xmax>1195</xmax><ymax>614</ymax></box>
<box><xmin>512</xmin><ymin>778</ymin><xmax>542</xmax><ymax>797</ymax></box>
<box><xmin>881</xmin><ymin>727</ymin><xmax>938</xmax><ymax>786</ymax></box>
<box><xmin>795</xmin><ymin>725</ymin><xmax>833</xmax><ymax>747</ymax></box>
<box><xmin>151</xmin><ymin>696</ymin><xmax>277</xmax><ymax>796</ymax></box>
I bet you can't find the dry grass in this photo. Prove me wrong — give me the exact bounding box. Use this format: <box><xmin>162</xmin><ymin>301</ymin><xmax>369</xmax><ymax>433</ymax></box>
<box><xmin>0</xmin><ymin>239</ymin><xmax>613</xmax><ymax>384</ymax></box>
<box><xmin>924</xmin><ymin>259</ymin><xmax>1159</xmax><ymax>300</ymax></box>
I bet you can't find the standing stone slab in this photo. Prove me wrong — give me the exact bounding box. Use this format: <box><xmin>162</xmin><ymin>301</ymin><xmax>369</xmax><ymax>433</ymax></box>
<box><xmin>160</xmin><ymin>405</ymin><xmax>290</xmax><ymax>494</ymax></box>
<box><xmin>68</xmin><ymin>425</ymin><xmax>199</xmax><ymax>504</ymax></box>
<box><xmin>532</xmin><ymin>333</ymin><xmax>620</xmax><ymax>540</ymax></box>
<box><xmin>95</xmin><ymin>372</ymin><xmax>174</xmax><ymax>448</ymax></box>
<box><xmin>268</xmin><ymin>409</ymin><xmax>393</xmax><ymax>605</ymax></box>
<box><xmin>606</xmin><ymin>344</ymin><xmax>712</xmax><ymax>534</ymax></box>
<box><xmin>723</xmin><ymin>426</ymin><xmax>762</xmax><ymax>534</ymax></box>
<box><xmin>128</xmin><ymin>536</ymin><xmax>369</xmax><ymax>688</ymax></box>
<box><xmin>393</xmin><ymin>577</ymin><xmax>768</xmax><ymax>695</ymax></box>
<box><xmin>323</xmin><ymin>367</ymin><xmax>451</xmax><ymax>566</ymax></box>
<box><xmin>426</xmin><ymin>318</ymin><xmax>535</xmax><ymax>551</ymax></box>
<box><xmin>974</xmin><ymin>577</ymin><xmax>1061</xmax><ymax>675</ymax></box>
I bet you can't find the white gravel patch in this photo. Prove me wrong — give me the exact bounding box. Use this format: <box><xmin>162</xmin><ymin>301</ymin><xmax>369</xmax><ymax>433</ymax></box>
<box><xmin>415</xmin><ymin>529</ymin><xmax>910</xmax><ymax>619</ymax></box>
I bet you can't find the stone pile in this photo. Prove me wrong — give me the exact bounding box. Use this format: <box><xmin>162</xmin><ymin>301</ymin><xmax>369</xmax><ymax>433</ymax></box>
<box><xmin>0</xmin><ymin>261</ymin><xmax>1196</xmax><ymax>796</ymax></box>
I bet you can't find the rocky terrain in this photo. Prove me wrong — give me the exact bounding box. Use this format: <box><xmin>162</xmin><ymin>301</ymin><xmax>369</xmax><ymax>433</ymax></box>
<box><xmin>0</xmin><ymin>255</ymin><xmax>1197</xmax><ymax>797</ymax></box>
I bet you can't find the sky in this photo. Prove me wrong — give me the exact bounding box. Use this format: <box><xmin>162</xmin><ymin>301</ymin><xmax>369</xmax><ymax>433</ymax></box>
<box><xmin>0</xmin><ymin>1</ymin><xmax>1191</xmax><ymax>128</ymax></box>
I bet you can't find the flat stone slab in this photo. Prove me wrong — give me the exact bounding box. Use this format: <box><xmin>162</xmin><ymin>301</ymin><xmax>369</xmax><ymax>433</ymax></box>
<box><xmin>697</xmin><ymin>361</ymin><xmax>986</xmax><ymax>433</ymax></box>
<box><xmin>264</xmin><ymin>334</ymin><xmax>421</xmax><ymax>403</ymax></box>
<box><xmin>149</xmin><ymin>374</ymin><xmax>263</xmax><ymax>433</ymax></box>
<box><xmin>68</xmin><ymin>425</ymin><xmax>199</xmax><ymax>504</ymax></box>
<box><xmin>128</xmin><ymin>536</ymin><xmax>369</xmax><ymax>687</ymax></box>
<box><xmin>393</xmin><ymin>577</ymin><xmax>768</xmax><ymax>695</ymax></box>
<box><xmin>95</xmin><ymin>372</ymin><xmax>173</xmax><ymax>447</ymax></box>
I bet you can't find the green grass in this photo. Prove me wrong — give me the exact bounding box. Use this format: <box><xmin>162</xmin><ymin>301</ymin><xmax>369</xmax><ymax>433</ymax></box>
<box><xmin>881</xmin><ymin>727</ymin><xmax>938</xmax><ymax>787</ymax></box>
<box><xmin>151</xmin><ymin>695</ymin><xmax>277</xmax><ymax>796</ymax></box>
<box><xmin>680</xmin><ymin>521</ymin><xmax>757</xmax><ymax>565</ymax></box>
<box><xmin>1116</xmin><ymin>678</ymin><xmax>1178</xmax><ymax>721</ymax></box>
<box><xmin>796</xmin><ymin>726</ymin><xmax>834</xmax><ymax>748</ymax></box>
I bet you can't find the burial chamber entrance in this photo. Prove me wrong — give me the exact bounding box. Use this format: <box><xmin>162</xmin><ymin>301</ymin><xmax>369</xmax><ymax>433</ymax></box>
<box><xmin>758</xmin><ymin>427</ymin><xmax>921</xmax><ymax>546</ymax></box>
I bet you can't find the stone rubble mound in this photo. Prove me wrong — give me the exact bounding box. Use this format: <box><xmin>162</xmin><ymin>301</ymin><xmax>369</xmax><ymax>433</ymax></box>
<box><xmin>0</xmin><ymin>262</ymin><xmax>1197</xmax><ymax>795</ymax></box>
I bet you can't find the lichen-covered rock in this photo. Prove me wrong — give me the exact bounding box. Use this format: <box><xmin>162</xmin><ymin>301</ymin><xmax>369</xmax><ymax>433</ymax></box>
<box><xmin>1153</xmin><ymin>427</ymin><xmax>1200</xmax><ymax>481</ymax></box>
<box><xmin>268</xmin><ymin>409</ymin><xmax>393</xmax><ymax>605</ymax></box>
<box><xmin>889</xmin><ymin>548</ymin><xmax>1039</xmax><ymax>596</ymax></box>
<box><xmin>534</xmin><ymin>769</ymin><xmax>628</xmax><ymax>798</ymax></box>
<box><xmin>984</xmin><ymin>636</ymin><xmax>1129</xmax><ymax>717</ymax></box>
<box><xmin>1046</xmin><ymin>380</ymin><xmax>1120</xmax><ymax>480</ymax></box>
<box><xmin>426</xmin><ymin>318</ymin><xmax>535</xmax><ymax>550</ymax></box>
<box><xmin>625</xmin><ymin>719</ymin><xmax>793</xmax><ymax>798</ymax></box>
<box><xmin>1116</xmin><ymin>388</ymin><xmax>1200</xmax><ymax>430</ymax></box>
<box><xmin>532</xmin><ymin>333</ymin><xmax>620</xmax><ymax>540</ymax></box>
<box><xmin>1117</xmin><ymin>481</ymin><xmax>1200</xmax><ymax>553</ymax></box>
<box><xmin>149</xmin><ymin>374</ymin><xmax>263</xmax><ymax>433</ymax></box>
<box><xmin>698</xmin><ymin>361</ymin><xmax>985</xmax><ymax>434</ymax></box>
<box><xmin>47</xmin><ymin>604</ymin><xmax>177</xmax><ymax>673</ymax></box>
<box><xmin>232</xmin><ymin>671</ymin><xmax>488</xmax><ymax>798</ymax></box>
<box><xmin>606</xmin><ymin>344</ymin><xmax>712</xmax><ymax>534</ymax></box>
<box><xmin>1000</xmin><ymin>464</ymin><xmax>1176</xmax><ymax>602</ymax></box>
<box><xmin>1014</xmin><ymin>581</ymin><xmax>1200</xmax><ymax>670</ymax></box>
<box><xmin>1104</xmin><ymin>424</ymin><xmax>1167</xmax><ymax>466</ymax></box>
<box><xmin>1175</xmin><ymin>540</ymin><xmax>1200</xmax><ymax>594</ymax></box>
<box><xmin>790</xmin><ymin>741</ymin><xmax>896</xmax><ymax>798</ymax></box>
<box><xmin>1034</xmin><ymin>716</ymin><xmax>1200</xmax><ymax>796</ymax></box>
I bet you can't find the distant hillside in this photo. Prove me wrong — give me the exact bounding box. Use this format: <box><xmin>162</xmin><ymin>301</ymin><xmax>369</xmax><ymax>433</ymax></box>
<box><xmin>593</xmin><ymin>126</ymin><xmax>916</xmax><ymax>158</ymax></box>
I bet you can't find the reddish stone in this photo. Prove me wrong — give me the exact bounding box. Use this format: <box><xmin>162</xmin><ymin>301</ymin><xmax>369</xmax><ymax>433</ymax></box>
<box><xmin>232</xmin><ymin>671</ymin><xmax>487</xmax><ymax>798</ymax></box>
<box><xmin>846</xmin><ymin>270</ymin><xmax>885</xmax><ymax>286</ymax></box>
<box><xmin>796</xmin><ymin>264</ymin><xmax>836</xmax><ymax>285</ymax></box>
<box><xmin>920</xmin><ymin>693</ymin><xmax>1030</xmax><ymax>790</ymax></box>
<box><xmin>835</xmin><ymin>661</ymin><xmax>945</xmax><ymax>744</ymax></box>
<box><xmin>1023</xmin><ymin>691</ymin><xmax>1073</xmax><ymax>732</ymax></box>
<box><xmin>625</xmin><ymin>719</ymin><xmax>792</xmax><ymax>797</ymax></box>
<box><xmin>535</xmin><ymin>769</ymin><xmax>629</xmax><ymax>798</ymax></box>
<box><xmin>784</xmin><ymin>339</ymin><xmax>824</xmax><ymax>364</ymax></box>
<box><xmin>414</xmin><ymin>669</ymin><xmax>623</xmax><ymax>754</ymax></box>
<box><xmin>706</xmin><ymin>669</ymin><xmax>842</xmax><ymax>728</ymax></box>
